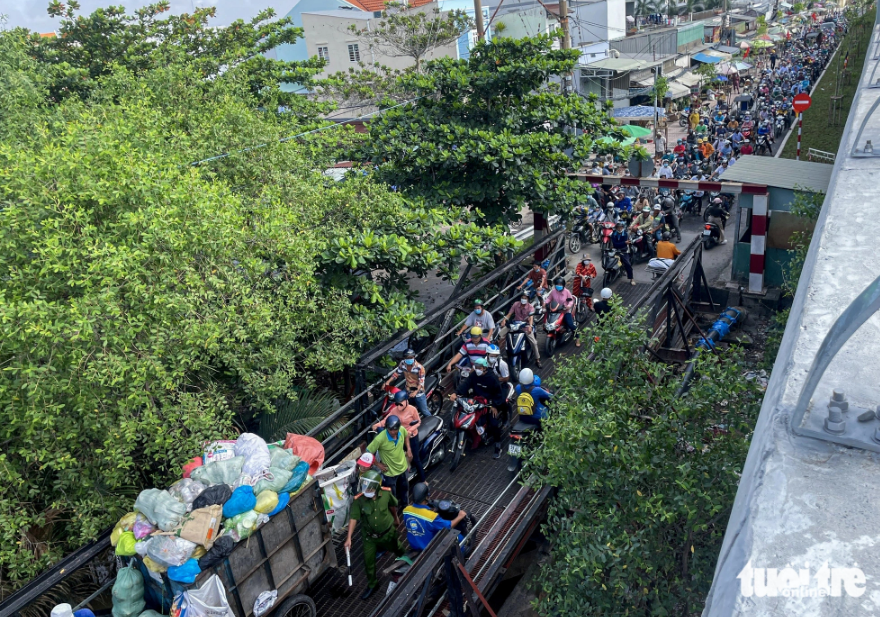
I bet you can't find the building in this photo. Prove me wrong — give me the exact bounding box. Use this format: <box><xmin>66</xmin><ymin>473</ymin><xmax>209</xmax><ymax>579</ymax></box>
<box><xmin>720</xmin><ymin>157</ymin><xmax>833</xmax><ymax>289</ymax></box>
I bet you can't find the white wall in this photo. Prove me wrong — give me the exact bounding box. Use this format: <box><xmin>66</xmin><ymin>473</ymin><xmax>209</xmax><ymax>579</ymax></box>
<box><xmin>571</xmin><ymin>0</ymin><xmax>627</xmax><ymax>46</ymax></box>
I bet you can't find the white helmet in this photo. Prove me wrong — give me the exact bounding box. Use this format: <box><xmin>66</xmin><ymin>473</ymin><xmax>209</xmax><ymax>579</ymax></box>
<box><xmin>519</xmin><ymin>368</ymin><xmax>534</xmax><ymax>385</ymax></box>
<box><xmin>601</xmin><ymin>288</ymin><xmax>613</xmax><ymax>300</ymax></box>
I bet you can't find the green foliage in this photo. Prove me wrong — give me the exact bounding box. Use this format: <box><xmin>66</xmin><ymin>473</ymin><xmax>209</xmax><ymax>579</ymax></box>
<box><xmin>530</xmin><ymin>303</ymin><xmax>763</xmax><ymax>615</ymax></box>
<box><xmin>651</xmin><ymin>75</ymin><xmax>670</xmax><ymax>101</ymax></box>
<box><xmin>348</xmin><ymin>2</ymin><xmax>471</xmax><ymax>72</ymax></box>
<box><xmin>355</xmin><ymin>35</ymin><xmax>624</xmax><ymax>224</ymax></box>
<box><xmin>757</xmin><ymin>15</ymin><xmax>768</xmax><ymax>35</ymax></box>
<box><xmin>792</xmin><ymin>2</ymin><xmax>806</xmax><ymax>12</ymax></box>
<box><xmin>696</xmin><ymin>61</ymin><xmax>717</xmax><ymax>82</ymax></box>
<box><xmin>259</xmin><ymin>390</ymin><xmax>342</xmax><ymax>442</ymax></box>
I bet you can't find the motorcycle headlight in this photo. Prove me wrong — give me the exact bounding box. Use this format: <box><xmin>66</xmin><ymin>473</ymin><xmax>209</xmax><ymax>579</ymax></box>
<box><xmin>461</xmin><ymin>400</ymin><xmax>475</xmax><ymax>413</ymax></box>
<box><xmin>545</xmin><ymin>322</ymin><xmax>557</xmax><ymax>331</ymax></box>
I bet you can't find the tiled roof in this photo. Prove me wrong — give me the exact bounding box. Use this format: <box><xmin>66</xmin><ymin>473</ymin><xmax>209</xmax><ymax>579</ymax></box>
<box><xmin>344</xmin><ymin>0</ymin><xmax>434</xmax><ymax>12</ymax></box>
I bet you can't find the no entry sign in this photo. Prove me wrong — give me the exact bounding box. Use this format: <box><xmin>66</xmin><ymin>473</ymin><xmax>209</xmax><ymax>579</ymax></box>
<box><xmin>793</xmin><ymin>93</ymin><xmax>812</xmax><ymax>113</ymax></box>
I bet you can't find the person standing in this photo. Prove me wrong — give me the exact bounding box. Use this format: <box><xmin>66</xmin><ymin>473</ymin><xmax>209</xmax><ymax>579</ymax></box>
<box><xmin>344</xmin><ymin>470</ymin><xmax>406</xmax><ymax>600</ymax></box>
<box><xmin>366</xmin><ymin>415</ymin><xmax>413</xmax><ymax>508</ymax></box>
<box><xmin>689</xmin><ymin>108</ymin><xmax>700</xmax><ymax>131</ymax></box>
<box><xmin>373</xmin><ymin>392</ymin><xmax>426</xmax><ymax>483</ymax></box>
<box><xmin>655</xmin><ymin>133</ymin><xmax>667</xmax><ymax>157</ymax></box>
<box><xmin>386</xmin><ymin>349</ymin><xmax>432</xmax><ymax>416</ymax></box>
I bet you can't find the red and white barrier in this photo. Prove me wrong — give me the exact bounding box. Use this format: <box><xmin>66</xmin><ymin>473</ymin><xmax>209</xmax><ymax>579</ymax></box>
<box><xmin>571</xmin><ymin>173</ymin><xmax>770</xmax><ymax>293</ymax></box>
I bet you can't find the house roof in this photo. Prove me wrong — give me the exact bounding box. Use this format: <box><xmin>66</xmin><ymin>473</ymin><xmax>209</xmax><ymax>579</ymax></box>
<box><xmin>719</xmin><ymin>156</ymin><xmax>833</xmax><ymax>193</ymax></box>
<box><xmin>693</xmin><ymin>52</ymin><xmax>722</xmax><ymax>63</ymax></box>
<box><xmin>345</xmin><ymin>0</ymin><xmax>434</xmax><ymax>12</ymax></box>
<box><xmin>303</xmin><ymin>9</ymin><xmax>373</xmax><ymax>19</ymax></box>
<box><xmin>580</xmin><ymin>57</ymin><xmax>652</xmax><ymax>71</ymax></box>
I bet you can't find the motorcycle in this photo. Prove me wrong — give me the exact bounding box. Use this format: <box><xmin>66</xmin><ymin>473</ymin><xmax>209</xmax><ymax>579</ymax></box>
<box><xmin>756</xmin><ymin>134</ymin><xmax>774</xmax><ymax>156</ymax></box>
<box><xmin>601</xmin><ymin>248</ymin><xmax>624</xmax><ymax>288</ymax></box>
<box><xmin>504</xmin><ymin>320</ymin><xmax>535</xmax><ymax>383</ymax></box>
<box><xmin>702</xmin><ymin>221</ymin><xmax>724</xmax><ymax>249</ymax></box>
<box><xmin>630</xmin><ymin>229</ymin><xmax>655</xmax><ymax>264</ymax></box>
<box><xmin>405</xmin><ymin>415</ymin><xmax>449</xmax><ymax>482</ymax></box>
<box><xmin>380</xmin><ymin>373</ymin><xmax>444</xmax><ymax>417</ymax></box>
<box><xmin>568</xmin><ymin>208</ymin><xmax>602</xmax><ymax>252</ymax></box>
<box><xmin>679</xmin><ymin>192</ymin><xmax>700</xmax><ymax>216</ymax></box>
<box><xmin>507</xmin><ymin>417</ymin><xmax>541</xmax><ymax>472</ymax></box>
<box><xmin>774</xmin><ymin>115</ymin><xmax>786</xmax><ymax>138</ymax></box>
<box><xmin>543</xmin><ymin>299</ymin><xmax>577</xmax><ymax>358</ymax></box>
<box><xmin>449</xmin><ymin>396</ymin><xmax>492</xmax><ymax>472</ymax></box>
<box><xmin>600</xmin><ymin>220</ymin><xmax>616</xmax><ymax>249</ymax></box>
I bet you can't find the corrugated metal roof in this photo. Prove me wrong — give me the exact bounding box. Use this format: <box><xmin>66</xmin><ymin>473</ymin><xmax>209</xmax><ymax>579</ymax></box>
<box><xmin>719</xmin><ymin>156</ymin><xmax>833</xmax><ymax>193</ymax></box>
<box><xmin>580</xmin><ymin>57</ymin><xmax>651</xmax><ymax>71</ymax></box>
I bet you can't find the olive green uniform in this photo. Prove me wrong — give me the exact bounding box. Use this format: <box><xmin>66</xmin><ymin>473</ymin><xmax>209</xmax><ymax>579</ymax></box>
<box><xmin>350</xmin><ymin>488</ymin><xmax>405</xmax><ymax>589</ymax></box>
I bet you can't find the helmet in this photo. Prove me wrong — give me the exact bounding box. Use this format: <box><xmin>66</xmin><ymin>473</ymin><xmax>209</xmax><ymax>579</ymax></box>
<box><xmin>473</xmin><ymin>298</ymin><xmax>483</xmax><ymax>306</ymax></box>
<box><xmin>601</xmin><ymin>288</ymin><xmax>613</xmax><ymax>300</ymax></box>
<box><xmin>411</xmin><ymin>482</ymin><xmax>429</xmax><ymax>505</ymax></box>
<box><xmin>404</xmin><ymin>348</ymin><xmax>416</xmax><ymax>358</ymax></box>
<box><xmin>713</xmin><ymin>197</ymin><xmax>723</xmax><ymax>204</ymax></box>
<box><xmin>662</xmin><ymin>231</ymin><xmax>671</xmax><ymax>241</ymax></box>
<box><xmin>358</xmin><ymin>469</ymin><xmax>382</xmax><ymax>498</ymax></box>
<box><xmin>615</xmin><ymin>220</ymin><xmax>625</xmax><ymax>227</ymax></box>
<box><xmin>653</xmin><ymin>204</ymin><xmax>661</xmax><ymax>211</ymax></box>
<box><xmin>487</xmin><ymin>344</ymin><xmax>501</xmax><ymax>357</ymax></box>
<box><xmin>553</xmin><ymin>276</ymin><xmax>565</xmax><ymax>286</ymax></box>
<box><xmin>385</xmin><ymin>415</ymin><xmax>401</xmax><ymax>431</ymax></box>
<box><xmin>357</xmin><ymin>452</ymin><xmax>374</xmax><ymax>469</ymax></box>
<box><xmin>393</xmin><ymin>390</ymin><xmax>408</xmax><ymax>405</ymax></box>
<box><xmin>642</xmin><ymin>206</ymin><xmax>651</xmax><ymax>213</ymax></box>
<box><xmin>473</xmin><ymin>357</ymin><xmax>489</xmax><ymax>368</ymax></box>
<box><xmin>470</xmin><ymin>326</ymin><xmax>483</xmax><ymax>337</ymax></box>
<box><xmin>519</xmin><ymin>368</ymin><xmax>534</xmax><ymax>385</ymax></box>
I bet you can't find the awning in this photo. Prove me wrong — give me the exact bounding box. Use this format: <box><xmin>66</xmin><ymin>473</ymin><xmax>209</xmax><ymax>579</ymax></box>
<box><xmin>693</xmin><ymin>52</ymin><xmax>722</xmax><ymax>64</ymax></box>
<box><xmin>610</xmin><ymin>105</ymin><xmax>666</xmax><ymax>120</ymax></box>
<box><xmin>705</xmin><ymin>50</ymin><xmax>732</xmax><ymax>61</ymax></box>
<box><xmin>676</xmin><ymin>72</ymin><xmax>703</xmax><ymax>88</ymax></box>
<box><xmin>666</xmin><ymin>81</ymin><xmax>691</xmax><ymax>99</ymax></box>
<box><xmin>714</xmin><ymin>45</ymin><xmax>742</xmax><ymax>55</ymax></box>
<box><xmin>632</xmin><ymin>77</ymin><xmax>654</xmax><ymax>88</ymax></box>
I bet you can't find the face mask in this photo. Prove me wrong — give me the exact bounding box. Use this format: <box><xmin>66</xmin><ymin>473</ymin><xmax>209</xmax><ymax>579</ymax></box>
<box><xmin>474</xmin><ymin>308</ymin><xmax>482</xmax><ymax>315</ymax></box>
<box><xmin>475</xmin><ymin>369</ymin><xmax>485</xmax><ymax>376</ymax></box>
<box><xmin>520</xmin><ymin>299</ymin><xmax>528</xmax><ymax>305</ymax></box>
<box><xmin>405</xmin><ymin>358</ymin><xmax>414</xmax><ymax>365</ymax></box>
<box><xmin>582</xmin><ymin>260</ymin><xmax>590</xmax><ymax>266</ymax></box>
<box><xmin>363</xmin><ymin>491</ymin><xmax>376</xmax><ymax>499</ymax></box>
<box><xmin>555</xmin><ymin>285</ymin><xmax>564</xmax><ymax>292</ymax></box>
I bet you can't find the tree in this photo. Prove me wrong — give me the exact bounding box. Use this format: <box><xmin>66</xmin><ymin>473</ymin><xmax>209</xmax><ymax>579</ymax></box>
<box><xmin>348</xmin><ymin>2</ymin><xmax>471</xmax><ymax>72</ymax></box>
<box><xmin>355</xmin><ymin>35</ymin><xmax>627</xmax><ymax>225</ymax></box>
<box><xmin>529</xmin><ymin>303</ymin><xmax>763</xmax><ymax>616</ymax></box>
<box><xmin>792</xmin><ymin>2</ymin><xmax>806</xmax><ymax>13</ymax></box>
<box><xmin>696</xmin><ymin>60</ymin><xmax>717</xmax><ymax>86</ymax></box>
<box><xmin>651</xmin><ymin>74</ymin><xmax>670</xmax><ymax>101</ymax></box>
<box><xmin>756</xmin><ymin>15</ymin><xmax>769</xmax><ymax>35</ymax></box>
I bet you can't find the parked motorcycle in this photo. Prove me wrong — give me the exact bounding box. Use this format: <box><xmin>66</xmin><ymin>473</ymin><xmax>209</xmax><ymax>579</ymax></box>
<box><xmin>601</xmin><ymin>248</ymin><xmax>624</xmax><ymax>288</ymax></box>
<box><xmin>504</xmin><ymin>321</ymin><xmax>535</xmax><ymax>383</ymax></box>
<box><xmin>543</xmin><ymin>300</ymin><xmax>577</xmax><ymax>358</ymax></box>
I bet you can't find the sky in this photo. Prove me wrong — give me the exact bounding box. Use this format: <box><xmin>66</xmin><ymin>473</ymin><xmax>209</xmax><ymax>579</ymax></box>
<box><xmin>2</xmin><ymin>0</ymin><xmax>293</xmax><ymax>34</ymax></box>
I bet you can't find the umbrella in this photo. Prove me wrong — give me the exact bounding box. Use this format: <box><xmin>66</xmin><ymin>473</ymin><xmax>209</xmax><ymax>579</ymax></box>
<box><xmin>713</xmin><ymin>75</ymin><xmax>729</xmax><ymax>82</ymax></box>
<box><xmin>716</xmin><ymin>62</ymin><xmax>740</xmax><ymax>75</ymax></box>
<box><xmin>740</xmin><ymin>41</ymin><xmax>751</xmax><ymax>49</ymax></box>
<box><xmin>752</xmin><ymin>40</ymin><xmax>775</xmax><ymax>48</ymax></box>
<box><xmin>619</xmin><ymin>124</ymin><xmax>653</xmax><ymax>138</ymax></box>
<box><xmin>755</xmin><ymin>33</ymin><xmax>775</xmax><ymax>41</ymax></box>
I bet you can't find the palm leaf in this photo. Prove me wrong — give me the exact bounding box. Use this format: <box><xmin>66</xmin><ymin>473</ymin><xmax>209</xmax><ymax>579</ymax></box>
<box><xmin>258</xmin><ymin>389</ymin><xmax>345</xmax><ymax>443</ymax></box>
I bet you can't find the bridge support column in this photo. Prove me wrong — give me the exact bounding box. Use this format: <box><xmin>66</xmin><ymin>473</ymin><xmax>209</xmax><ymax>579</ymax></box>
<box><xmin>749</xmin><ymin>194</ymin><xmax>768</xmax><ymax>293</ymax></box>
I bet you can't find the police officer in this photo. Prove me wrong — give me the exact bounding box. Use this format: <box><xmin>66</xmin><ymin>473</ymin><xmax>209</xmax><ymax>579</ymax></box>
<box><xmin>344</xmin><ymin>469</ymin><xmax>406</xmax><ymax>600</ymax></box>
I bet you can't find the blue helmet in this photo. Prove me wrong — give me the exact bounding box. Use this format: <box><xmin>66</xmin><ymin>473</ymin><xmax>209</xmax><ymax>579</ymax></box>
<box><xmin>393</xmin><ymin>390</ymin><xmax>408</xmax><ymax>405</ymax></box>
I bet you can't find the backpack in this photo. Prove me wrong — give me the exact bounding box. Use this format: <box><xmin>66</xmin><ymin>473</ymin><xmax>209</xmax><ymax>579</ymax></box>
<box><xmin>516</xmin><ymin>386</ymin><xmax>536</xmax><ymax>416</ymax></box>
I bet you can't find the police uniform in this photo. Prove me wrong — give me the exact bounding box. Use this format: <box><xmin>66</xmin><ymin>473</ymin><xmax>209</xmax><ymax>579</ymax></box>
<box><xmin>350</xmin><ymin>487</ymin><xmax>405</xmax><ymax>589</ymax></box>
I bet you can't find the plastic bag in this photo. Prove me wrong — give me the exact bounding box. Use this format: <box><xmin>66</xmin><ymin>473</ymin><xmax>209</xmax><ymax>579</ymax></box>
<box><xmin>112</xmin><ymin>564</ymin><xmax>145</xmax><ymax>617</ymax></box>
<box><xmin>169</xmin><ymin>479</ymin><xmax>207</xmax><ymax>512</ymax></box>
<box><xmin>132</xmin><ymin>514</ymin><xmax>156</xmax><ymax>540</ymax></box>
<box><xmin>138</xmin><ymin>611</ymin><xmax>165</xmax><ymax>617</ymax></box>
<box><xmin>222</xmin><ymin>486</ymin><xmax>256</xmax><ymax>519</ymax></box>
<box><xmin>198</xmin><ymin>536</ymin><xmax>234</xmax><ymax>571</ymax></box>
<box><xmin>253</xmin><ymin>467</ymin><xmax>292</xmax><ymax>495</ymax></box>
<box><xmin>316</xmin><ymin>460</ymin><xmax>357</xmax><ymax>533</ymax></box>
<box><xmin>144</xmin><ymin>535</ymin><xmax>197</xmax><ymax>568</ymax></box>
<box><xmin>223</xmin><ymin>510</ymin><xmax>260</xmax><ymax>541</ymax></box>
<box><xmin>234</xmin><ymin>434</ymin><xmax>271</xmax><ymax>477</ymax></box>
<box><xmin>283</xmin><ymin>434</ymin><xmax>324</xmax><ymax>475</ymax></box>
<box><xmin>134</xmin><ymin>489</ymin><xmax>187</xmax><ymax>532</ymax></box>
<box><xmin>203</xmin><ymin>441</ymin><xmax>237</xmax><ymax>465</ymax></box>
<box><xmin>187</xmin><ymin>574</ymin><xmax>233</xmax><ymax>617</ymax></box>
<box><xmin>142</xmin><ymin>556</ymin><xmax>167</xmax><ymax>573</ymax></box>
<box><xmin>191</xmin><ymin>457</ymin><xmax>244</xmax><ymax>487</ymax></box>
<box><xmin>116</xmin><ymin>532</ymin><xmax>137</xmax><ymax>556</ymax></box>
<box><xmin>111</xmin><ymin>512</ymin><xmax>137</xmax><ymax>547</ymax></box>
<box><xmin>254</xmin><ymin>491</ymin><xmax>278</xmax><ymax>514</ymax></box>
<box><xmin>182</xmin><ymin>457</ymin><xmax>203</xmax><ymax>479</ymax></box>
<box><xmin>278</xmin><ymin>461</ymin><xmax>309</xmax><ymax>495</ymax></box>
<box><xmin>167</xmin><ymin>559</ymin><xmax>201</xmax><ymax>584</ymax></box>
<box><xmin>268</xmin><ymin>447</ymin><xmax>300</xmax><ymax>472</ymax></box>
<box><xmin>267</xmin><ymin>493</ymin><xmax>290</xmax><ymax>517</ymax></box>
<box><xmin>252</xmin><ymin>591</ymin><xmax>277</xmax><ymax>617</ymax></box>
<box><xmin>191</xmin><ymin>484</ymin><xmax>232</xmax><ymax>510</ymax></box>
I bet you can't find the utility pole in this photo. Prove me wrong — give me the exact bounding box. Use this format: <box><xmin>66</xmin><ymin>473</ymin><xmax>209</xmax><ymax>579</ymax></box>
<box><xmin>559</xmin><ymin>0</ymin><xmax>572</xmax><ymax>94</ymax></box>
<box><xmin>474</xmin><ymin>0</ymin><xmax>485</xmax><ymax>41</ymax></box>
<box><xmin>653</xmin><ymin>65</ymin><xmax>660</xmax><ymax>156</ymax></box>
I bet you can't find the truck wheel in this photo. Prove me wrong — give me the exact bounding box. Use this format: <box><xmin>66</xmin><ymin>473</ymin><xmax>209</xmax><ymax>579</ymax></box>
<box><xmin>274</xmin><ymin>595</ymin><xmax>316</xmax><ymax>617</ymax></box>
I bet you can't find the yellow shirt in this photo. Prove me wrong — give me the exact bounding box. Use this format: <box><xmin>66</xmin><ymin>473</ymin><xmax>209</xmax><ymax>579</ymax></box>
<box><xmin>656</xmin><ymin>241</ymin><xmax>681</xmax><ymax>260</ymax></box>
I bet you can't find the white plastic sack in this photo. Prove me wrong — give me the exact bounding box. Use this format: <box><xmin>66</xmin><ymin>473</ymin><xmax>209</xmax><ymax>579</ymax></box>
<box><xmin>648</xmin><ymin>257</ymin><xmax>675</xmax><ymax>270</ymax></box>
<box><xmin>169</xmin><ymin>478</ymin><xmax>207</xmax><ymax>512</ymax></box>
<box><xmin>144</xmin><ymin>535</ymin><xmax>197</xmax><ymax>568</ymax></box>
<box><xmin>268</xmin><ymin>447</ymin><xmax>300</xmax><ymax>472</ymax></box>
<box><xmin>316</xmin><ymin>460</ymin><xmax>357</xmax><ymax>533</ymax></box>
<box><xmin>134</xmin><ymin>489</ymin><xmax>186</xmax><ymax>531</ymax></box>
<box><xmin>191</xmin><ymin>457</ymin><xmax>244</xmax><ymax>487</ymax></box>
<box><xmin>253</xmin><ymin>591</ymin><xmax>277</xmax><ymax>617</ymax></box>
<box><xmin>188</xmin><ymin>575</ymin><xmax>234</xmax><ymax>617</ymax></box>
<box><xmin>235</xmin><ymin>433</ymin><xmax>271</xmax><ymax>477</ymax></box>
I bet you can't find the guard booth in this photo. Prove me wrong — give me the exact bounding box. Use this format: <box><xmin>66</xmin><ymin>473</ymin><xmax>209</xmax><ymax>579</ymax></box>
<box><xmin>720</xmin><ymin>157</ymin><xmax>832</xmax><ymax>288</ymax></box>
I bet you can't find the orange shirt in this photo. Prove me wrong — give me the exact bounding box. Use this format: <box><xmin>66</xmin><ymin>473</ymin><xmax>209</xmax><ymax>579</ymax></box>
<box><xmin>656</xmin><ymin>241</ymin><xmax>681</xmax><ymax>260</ymax></box>
<box><xmin>374</xmin><ymin>403</ymin><xmax>421</xmax><ymax>437</ymax></box>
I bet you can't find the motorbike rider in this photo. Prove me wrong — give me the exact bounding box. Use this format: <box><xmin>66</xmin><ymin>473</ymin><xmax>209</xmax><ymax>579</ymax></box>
<box><xmin>656</xmin><ymin>231</ymin><xmax>681</xmax><ymax>260</ymax></box>
<box><xmin>739</xmin><ymin>139</ymin><xmax>754</xmax><ymax>155</ymax></box>
<box><xmin>455</xmin><ymin>298</ymin><xmax>495</xmax><ymax>340</ymax></box>
<box><xmin>403</xmin><ymin>483</ymin><xmax>468</xmax><ymax>551</ymax></box>
<box><xmin>514</xmin><ymin>368</ymin><xmax>553</xmax><ymax>427</ymax></box>
<box><xmin>445</xmin><ymin>326</ymin><xmax>492</xmax><ymax>374</ymax></box>
<box><xmin>450</xmin><ymin>357</ymin><xmax>508</xmax><ymax>459</ymax></box>
<box><xmin>386</xmin><ymin>348</ymin><xmax>432</xmax><ymax>417</ymax></box>
<box><xmin>373</xmin><ymin>391</ymin><xmax>426</xmax><ymax>483</ymax></box>
<box><xmin>631</xmin><ymin>206</ymin><xmax>654</xmax><ymax>235</ymax></box>
<box><xmin>366</xmin><ymin>414</ymin><xmax>413</xmax><ymax>508</ymax></box>
<box><xmin>517</xmin><ymin>259</ymin><xmax>548</xmax><ymax>293</ymax></box>
<box><xmin>572</xmin><ymin>254</ymin><xmax>597</xmax><ymax>311</ymax></box>
<box><xmin>593</xmin><ymin>287</ymin><xmax>614</xmax><ymax>320</ymax></box>
<box><xmin>650</xmin><ymin>204</ymin><xmax>665</xmax><ymax>241</ymax></box>
<box><xmin>660</xmin><ymin>193</ymin><xmax>681</xmax><ymax>242</ymax></box>
<box><xmin>545</xmin><ymin>275</ymin><xmax>581</xmax><ymax>347</ymax></box>
<box><xmin>656</xmin><ymin>160</ymin><xmax>674</xmax><ymax>179</ymax></box>
<box><xmin>486</xmin><ymin>344</ymin><xmax>510</xmax><ymax>384</ymax></box>
<box><xmin>705</xmin><ymin>198</ymin><xmax>728</xmax><ymax>244</ymax></box>
<box><xmin>610</xmin><ymin>221</ymin><xmax>636</xmax><ymax>286</ymax></box>
<box><xmin>498</xmin><ymin>291</ymin><xmax>542</xmax><ymax>368</ymax></box>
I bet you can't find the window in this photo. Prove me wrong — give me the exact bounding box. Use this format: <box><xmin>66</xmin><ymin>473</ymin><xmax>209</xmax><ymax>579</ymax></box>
<box><xmin>348</xmin><ymin>43</ymin><xmax>360</xmax><ymax>62</ymax></box>
<box><xmin>317</xmin><ymin>46</ymin><xmax>329</xmax><ymax>61</ymax></box>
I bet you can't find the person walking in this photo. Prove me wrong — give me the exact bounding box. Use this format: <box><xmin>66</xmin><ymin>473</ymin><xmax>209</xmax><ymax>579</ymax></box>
<box><xmin>344</xmin><ymin>470</ymin><xmax>406</xmax><ymax>600</ymax></box>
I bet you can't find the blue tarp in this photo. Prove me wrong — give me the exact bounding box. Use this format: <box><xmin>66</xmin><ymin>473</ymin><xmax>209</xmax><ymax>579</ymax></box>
<box><xmin>610</xmin><ymin>105</ymin><xmax>667</xmax><ymax>119</ymax></box>
<box><xmin>693</xmin><ymin>53</ymin><xmax>722</xmax><ymax>64</ymax></box>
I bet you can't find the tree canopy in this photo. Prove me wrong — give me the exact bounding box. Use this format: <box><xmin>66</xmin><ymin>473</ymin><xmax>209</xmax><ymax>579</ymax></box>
<box><xmin>355</xmin><ymin>35</ymin><xmax>628</xmax><ymax>224</ymax></box>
